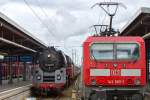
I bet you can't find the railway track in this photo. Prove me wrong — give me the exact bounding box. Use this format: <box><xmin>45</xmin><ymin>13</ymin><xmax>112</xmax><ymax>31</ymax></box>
<box><xmin>72</xmin><ymin>74</ymin><xmax>81</xmax><ymax>100</ymax></box>
<box><xmin>26</xmin><ymin>75</ymin><xmax>81</xmax><ymax>100</ymax></box>
<box><xmin>54</xmin><ymin>96</ymin><xmax>61</xmax><ymax>100</ymax></box>
<box><xmin>32</xmin><ymin>96</ymin><xmax>61</xmax><ymax>100</ymax></box>
<box><xmin>0</xmin><ymin>84</ymin><xmax>32</xmax><ymax>100</ymax></box>
<box><xmin>0</xmin><ymin>78</ymin><xmax>79</xmax><ymax>100</ymax></box>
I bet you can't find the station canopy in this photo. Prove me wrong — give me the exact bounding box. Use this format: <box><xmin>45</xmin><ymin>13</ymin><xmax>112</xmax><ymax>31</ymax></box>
<box><xmin>120</xmin><ymin>7</ymin><xmax>150</xmax><ymax>48</ymax></box>
<box><xmin>0</xmin><ymin>12</ymin><xmax>47</xmax><ymax>55</ymax></box>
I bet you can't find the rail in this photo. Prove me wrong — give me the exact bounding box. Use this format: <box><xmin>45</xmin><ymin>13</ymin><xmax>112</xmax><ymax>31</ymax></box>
<box><xmin>0</xmin><ymin>84</ymin><xmax>32</xmax><ymax>100</ymax></box>
<box><xmin>54</xmin><ymin>96</ymin><xmax>61</xmax><ymax>100</ymax></box>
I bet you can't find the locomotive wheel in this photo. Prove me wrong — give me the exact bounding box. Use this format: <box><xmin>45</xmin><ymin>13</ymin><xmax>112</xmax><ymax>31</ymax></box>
<box><xmin>83</xmin><ymin>87</ymin><xmax>90</xmax><ymax>100</ymax></box>
<box><xmin>89</xmin><ymin>93</ymin><xmax>105</xmax><ymax>100</ymax></box>
<box><xmin>30</xmin><ymin>87</ymin><xmax>40</xmax><ymax>97</ymax></box>
<box><xmin>89</xmin><ymin>93</ymin><xmax>98</xmax><ymax>100</ymax></box>
<box><xmin>56</xmin><ymin>88</ymin><xmax>62</xmax><ymax>94</ymax></box>
<box><xmin>131</xmin><ymin>94</ymin><xmax>143</xmax><ymax>100</ymax></box>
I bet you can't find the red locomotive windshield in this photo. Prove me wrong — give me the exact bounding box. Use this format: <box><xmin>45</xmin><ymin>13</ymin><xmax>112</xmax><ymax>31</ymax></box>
<box><xmin>90</xmin><ymin>43</ymin><xmax>139</xmax><ymax>60</ymax></box>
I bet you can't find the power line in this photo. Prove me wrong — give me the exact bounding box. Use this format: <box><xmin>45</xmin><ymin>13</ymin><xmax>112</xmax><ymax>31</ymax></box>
<box><xmin>97</xmin><ymin>11</ymin><xmax>101</xmax><ymax>24</ymax></box>
<box><xmin>37</xmin><ymin>0</ymin><xmax>49</xmax><ymax>19</ymax></box>
<box><xmin>23</xmin><ymin>0</ymin><xmax>56</xmax><ymax>38</ymax></box>
<box><xmin>101</xmin><ymin>12</ymin><xmax>107</xmax><ymax>25</ymax></box>
<box><xmin>36</xmin><ymin>0</ymin><xmax>56</xmax><ymax>31</ymax></box>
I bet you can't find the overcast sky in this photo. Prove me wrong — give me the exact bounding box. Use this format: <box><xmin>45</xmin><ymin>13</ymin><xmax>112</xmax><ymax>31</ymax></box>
<box><xmin>0</xmin><ymin>0</ymin><xmax>150</xmax><ymax>65</ymax></box>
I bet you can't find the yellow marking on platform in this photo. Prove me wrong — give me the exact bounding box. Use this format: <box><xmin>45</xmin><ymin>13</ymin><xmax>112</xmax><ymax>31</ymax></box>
<box><xmin>72</xmin><ymin>90</ymin><xmax>77</xmax><ymax>99</ymax></box>
<box><xmin>25</xmin><ymin>97</ymin><xmax>36</xmax><ymax>100</ymax></box>
<box><xmin>72</xmin><ymin>90</ymin><xmax>76</xmax><ymax>93</ymax></box>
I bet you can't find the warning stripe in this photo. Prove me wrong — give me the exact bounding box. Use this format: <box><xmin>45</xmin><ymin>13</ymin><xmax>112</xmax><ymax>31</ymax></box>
<box><xmin>90</xmin><ymin>69</ymin><xmax>141</xmax><ymax>76</ymax></box>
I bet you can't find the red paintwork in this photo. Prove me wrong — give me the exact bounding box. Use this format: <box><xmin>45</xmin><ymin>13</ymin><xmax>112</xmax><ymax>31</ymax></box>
<box><xmin>83</xmin><ymin>36</ymin><xmax>146</xmax><ymax>87</ymax></box>
<box><xmin>1</xmin><ymin>62</ymin><xmax>24</xmax><ymax>80</ymax></box>
<box><xmin>39</xmin><ymin>83</ymin><xmax>65</xmax><ymax>89</ymax></box>
<box><xmin>66</xmin><ymin>66</ymin><xmax>73</xmax><ymax>78</ymax></box>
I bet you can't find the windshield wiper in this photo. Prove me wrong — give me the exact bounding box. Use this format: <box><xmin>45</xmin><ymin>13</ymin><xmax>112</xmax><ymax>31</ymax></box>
<box><xmin>132</xmin><ymin>56</ymin><xmax>138</xmax><ymax>63</ymax></box>
<box><xmin>91</xmin><ymin>50</ymin><xmax>98</xmax><ymax>68</ymax></box>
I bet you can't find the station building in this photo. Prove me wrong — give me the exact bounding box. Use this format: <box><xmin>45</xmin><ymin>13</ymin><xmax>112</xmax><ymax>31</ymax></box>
<box><xmin>0</xmin><ymin>12</ymin><xmax>47</xmax><ymax>84</ymax></box>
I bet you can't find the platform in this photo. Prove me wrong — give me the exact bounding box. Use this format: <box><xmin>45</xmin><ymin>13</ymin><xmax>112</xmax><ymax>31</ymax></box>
<box><xmin>0</xmin><ymin>81</ymin><xmax>31</xmax><ymax>93</ymax></box>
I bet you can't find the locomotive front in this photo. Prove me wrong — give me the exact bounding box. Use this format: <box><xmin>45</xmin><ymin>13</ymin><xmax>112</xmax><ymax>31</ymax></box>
<box><xmin>32</xmin><ymin>47</ymin><xmax>67</xmax><ymax>94</ymax></box>
<box><xmin>83</xmin><ymin>36</ymin><xmax>146</xmax><ymax>100</ymax></box>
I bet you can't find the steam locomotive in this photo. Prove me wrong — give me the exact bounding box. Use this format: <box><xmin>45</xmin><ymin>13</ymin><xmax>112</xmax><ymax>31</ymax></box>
<box><xmin>31</xmin><ymin>47</ymin><xmax>79</xmax><ymax>95</ymax></box>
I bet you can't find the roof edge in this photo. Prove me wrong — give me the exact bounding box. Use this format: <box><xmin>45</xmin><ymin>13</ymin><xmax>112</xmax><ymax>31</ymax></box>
<box><xmin>0</xmin><ymin>12</ymin><xmax>48</xmax><ymax>48</ymax></box>
<box><xmin>120</xmin><ymin>7</ymin><xmax>150</xmax><ymax>34</ymax></box>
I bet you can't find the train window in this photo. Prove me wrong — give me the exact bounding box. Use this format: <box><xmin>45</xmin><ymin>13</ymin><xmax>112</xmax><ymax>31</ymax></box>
<box><xmin>116</xmin><ymin>43</ymin><xmax>139</xmax><ymax>60</ymax></box>
<box><xmin>90</xmin><ymin>43</ymin><xmax>139</xmax><ymax>61</ymax></box>
<box><xmin>90</xmin><ymin>43</ymin><xmax>114</xmax><ymax>60</ymax></box>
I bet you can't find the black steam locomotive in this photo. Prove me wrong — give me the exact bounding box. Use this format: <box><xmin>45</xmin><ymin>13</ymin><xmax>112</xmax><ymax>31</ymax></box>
<box><xmin>32</xmin><ymin>47</ymin><xmax>68</xmax><ymax>95</ymax></box>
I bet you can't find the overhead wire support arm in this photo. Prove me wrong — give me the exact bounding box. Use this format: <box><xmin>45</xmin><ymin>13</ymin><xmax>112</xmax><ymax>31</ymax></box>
<box><xmin>90</xmin><ymin>25</ymin><xmax>108</xmax><ymax>35</ymax></box>
<box><xmin>91</xmin><ymin>2</ymin><xmax>126</xmax><ymax>35</ymax></box>
<box><xmin>91</xmin><ymin>2</ymin><xmax>126</xmax><ymax>15</ymax></box>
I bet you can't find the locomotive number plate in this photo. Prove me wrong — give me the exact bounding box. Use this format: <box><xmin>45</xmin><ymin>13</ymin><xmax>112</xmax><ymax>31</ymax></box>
<box><xmin>107</xmin><ymin>79</ymin><xmax>125</xmax><ymax>84</ymax></box>
<box><xmin>110</xmin><ymin>69</ymin><xmax>121</xmax><ymax>76</ymax></box>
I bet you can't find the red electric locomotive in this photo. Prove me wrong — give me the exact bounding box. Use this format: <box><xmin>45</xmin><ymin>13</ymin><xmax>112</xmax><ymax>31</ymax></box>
<box><xmin>82</xmin><ymin>36</ymin><xmax>146</xmax><ymax>100</ymax></box>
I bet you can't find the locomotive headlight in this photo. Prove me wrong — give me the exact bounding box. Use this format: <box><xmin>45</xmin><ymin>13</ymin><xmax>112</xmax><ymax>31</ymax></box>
<box><xmin>37</xmin><ymin>75</ymin><xmax>41</xmax><ymax>80</ymax></box>
<box><xmin>135</xmin><ymin>79</ymin><xmax>141</xmax><ymax>85</ymax></box>
<box><xmin>57</xmin><ymin>74</ymin><xmax>61</xmax><ymax>80</ymax></box>
<box><xmin>91</xmin><ymin>79</ymin><xmax>96</xmax><ymax>85</ymax></box>
<box><xmin>48</xmin><ymin>54</ymin><xmax>51</xmax><ymax>58</ymax></box>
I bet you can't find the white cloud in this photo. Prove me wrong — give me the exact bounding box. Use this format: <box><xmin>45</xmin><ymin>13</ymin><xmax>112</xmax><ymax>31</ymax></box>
<box><xmin>0</xmin><ymin>0</ymin><xmax>150</xmax><ymax>65</ymax></box>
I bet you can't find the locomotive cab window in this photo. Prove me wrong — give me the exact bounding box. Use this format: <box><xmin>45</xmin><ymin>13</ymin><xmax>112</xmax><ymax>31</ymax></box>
<box><xmin>116</xmin><ymin>43</ymin><xmax>139</xmax><ymax>60</ymax></box>
<box><xmin>90</xmin><ymin>43</ymin><xmax>139</xmax><ymax>60</ymax></box>
<box><xmin>90</xmin><ymin>43</ymin><xmax>113</xmax><ymax>60</ymax></box>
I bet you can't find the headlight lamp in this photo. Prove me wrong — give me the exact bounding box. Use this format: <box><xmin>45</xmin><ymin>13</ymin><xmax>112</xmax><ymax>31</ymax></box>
<box><xmin>91</xmin><ymin>79</ymin><xmax>96</xmax><ymax>85</ymax></box>
<box><xmin>135</xmin><ymin>79</ymin><xmax>141</xmax><ymax>85</ymax></box>
<box><xmin>57</xmin><ymin>74</ymin><xmax>61</xmax><ymax>80</ymax></box>
<box><xmin>37</xmin><ymin>75</ymin><xmax>41</xmax><ymax>80</ymax></box>
<box><xmin>48</xmin><ymin>54</ymin><xmax>51</xmax><ymax>58</ymax></box>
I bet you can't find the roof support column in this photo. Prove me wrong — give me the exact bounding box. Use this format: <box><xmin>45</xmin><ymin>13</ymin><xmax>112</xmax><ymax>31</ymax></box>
<box><xmin>0</xmin><ymin>60</ymin><xmax>2</xmax><ymax>85</ymax></box>
<box><xmin>23</xmin><ymin>62</ymin><xmax>26</xmax><ymax>81</ymax></box>
<box><xmin>8</xmin><ymin>59</ymin><xmax>13</xmax><ymax>84</ymax></box>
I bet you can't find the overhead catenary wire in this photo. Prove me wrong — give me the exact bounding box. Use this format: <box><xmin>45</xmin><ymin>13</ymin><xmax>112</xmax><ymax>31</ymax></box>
<box><xmin>97</xmin><ymin>10</ymin><xmax>101</xmax><ymax>25</ymax></box>
<box><xmin>101</xmin><ymin>0</ymin><xmax>107</xmax><ymax>25</ymax></box>
<box><xmin>36</xmin><ymin>0</ymin><xmax>50</xmax><ymax>19</ymax></box>
<box><xmin>23</xmin><ymin>0</ymin><xmax>56</xmax><ymax>38</ymax></box>
<box><xmin>36</xmin><ymin>0</ymin><xmax>56</xmax><ymax>31</ymax></box>
<box><xmin>97</xmin><ymin>0</ymin><xmax>105</xmax><ymax>25</ymax></box>
<box><xmin>101</xmin><ymin>0</ymin><xmax>108</xmax><ymax>26</ymax></box>
<box><xmin>93</xmin><ymin>0</ymin><xmax>109</xmax><ymax>34</ymax></box>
